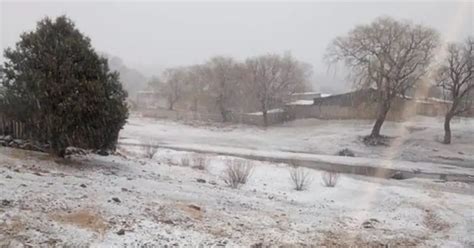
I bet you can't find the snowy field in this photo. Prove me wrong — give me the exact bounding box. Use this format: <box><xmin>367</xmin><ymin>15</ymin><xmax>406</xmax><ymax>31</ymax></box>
<box><xmin>0</xmin><ymin>147</ymin><xmax>473</xmax><ymax>247</ymax></box>
<box><xmin>121</xmin><ymin>116</ymin><xmax>474</xmax><ymax>170</ymax></box>
<box><xmin>1</xmin><ymin>116</ymin><xmax>473</xmax><ymax>247</ymax></box>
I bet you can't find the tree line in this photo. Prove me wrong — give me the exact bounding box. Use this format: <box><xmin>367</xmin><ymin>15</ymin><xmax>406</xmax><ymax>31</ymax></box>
<box><xmin>147</xmin><ymin>53</ymin><xmax>312</xmax><ymax>126</ymax></box>
<box><xmin>149</xmin><ymin>16</ymin><xmax>472</xmax><ymax>143</ymax></box>
<box><xmin>0</xmin><ymin>15</ymin><xmax>472</xmax><ymax>159</ymax></box>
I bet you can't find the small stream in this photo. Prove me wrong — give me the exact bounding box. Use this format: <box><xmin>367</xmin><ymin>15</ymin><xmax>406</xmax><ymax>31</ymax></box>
<box><xmin>118</xmin><ymin>142</ymin><xmax>474</xmax><ymax>184</ymax></box>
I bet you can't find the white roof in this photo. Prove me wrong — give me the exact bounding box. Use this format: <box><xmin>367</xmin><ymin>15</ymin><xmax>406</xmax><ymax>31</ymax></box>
<box><xmin>247</xmin><ymin>108</ymin><xmax>285</xmax><ymax>116</ymax></box>
<box><xmin>291</xmin><ymin>92</ymin><xmax>320</xmax><ymax>96</ymax></box>
<box><xmin>320</xmin><ymin>93</ymin><xmax>332</xmax><ymax>98</ymax></box>
<box><xmin>286</xmin><ymin>100</ymin><xmax>314</xmax><ymax>106</ymax></box>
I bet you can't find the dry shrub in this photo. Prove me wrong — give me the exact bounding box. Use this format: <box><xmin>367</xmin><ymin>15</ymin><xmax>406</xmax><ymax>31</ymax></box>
<box><xmin>337</xmin><ymin>148</ymin><xmax>355</xmax><ymax>157</ymax></box>
<box><xmin>142</xmin><ymin>141</ymin><xmax>158</xmax><ymax>159</ymax></box>
<box><xmin>180</xmin><ymin>157</ymin><xmax>190</xmax><ymax>167</ymax></box>
<box><xmin>289</xmin><ymin>166</ymin><xmax>313</xmax><ymax>191</ymax></box>
<box><xmin>192</xmin><ymin>155</ymin><xmax>207</xmax><ymax>170</ymax></box>
<box><xmin>52</xmin><ymin>209</ymin><xmax>108</xmax><ymax>234</ymax></box>
<box><xmin>322</xmin><ymin>170</ymin><xmax>340</xmax><ymax>187</ymax></box>
<box><xmin>222</xmin><ymin>159</ymin><xmax>253</xmax><ymax>188</ymax></box>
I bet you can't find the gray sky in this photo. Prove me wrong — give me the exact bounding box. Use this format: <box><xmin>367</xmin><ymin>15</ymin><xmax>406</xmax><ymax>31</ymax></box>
<box><xmin>1</xmin><ymin>1</ymin><xmax>473</xmax><ymax>89</ymax></box>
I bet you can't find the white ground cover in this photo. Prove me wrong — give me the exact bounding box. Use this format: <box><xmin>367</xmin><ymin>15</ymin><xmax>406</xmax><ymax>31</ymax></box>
<box><xmin>121</xmin><ymin>116</ymin><xmax>474</xmax><ymax>171</ymax></box>
<box><xmin>0</xmin><ymin>147</ymin><xmax>473</xmax><ymax>247</ymax></box>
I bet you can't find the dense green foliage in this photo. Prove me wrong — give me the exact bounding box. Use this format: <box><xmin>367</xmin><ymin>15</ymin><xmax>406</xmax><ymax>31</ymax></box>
<box><xmin>1</xmin><ymin>16</ymin><xmax>128</xmax><ymax>156</ymax></box>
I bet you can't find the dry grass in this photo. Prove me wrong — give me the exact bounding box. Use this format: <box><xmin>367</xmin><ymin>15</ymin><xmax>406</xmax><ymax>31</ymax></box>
<box><xmin>422</xmin><ymin>208</ymin><xmax>451</xmax><ymax>233</ymax></box>
<box><xmin>6</xmin><ymin>147</ymin><xmax>53</xmax><ymax>161</ymax></box>
<box><xmin>322</xmin><ymin>170</ymin><xmax>340</xmax><ymax>187</ymax></box>
<box><xmin>320</xmin><ymin>230</ymin><xmax>422</xmax><ymax>247</ymax></box>
<box><xmin>180</xmin><ymin>157</ymin><xmax>190</xmax><ymax>167</ymax></box>
<box><xmin>142</xmin><ymin>141</ymin><xmax>158</xmax><ymax>159</ymax></box>
<box><xmin>51</xmin><ymin>209</ymin><xmax>108</xmax><ymax>234</ymax></box>
<box><xmin>221</xmin><ymin>159</ymin><xmax>253</xmax><ymax>188</ymax></box>
<box><xmin>0</xmin><ymin>216</ymin><xmax>26</xmax><ymax>236</ymax></box>
<box><xmin>177</xmin><ymin>203</ymin><xmax>204</xmax><ymax>220</ymax></box>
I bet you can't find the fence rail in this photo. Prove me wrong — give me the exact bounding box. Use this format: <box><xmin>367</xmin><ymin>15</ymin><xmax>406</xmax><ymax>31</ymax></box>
<box><xmin>0</xmin><ymin>115</ymin><xmax>28</xmax><ymax>139</ymax></box>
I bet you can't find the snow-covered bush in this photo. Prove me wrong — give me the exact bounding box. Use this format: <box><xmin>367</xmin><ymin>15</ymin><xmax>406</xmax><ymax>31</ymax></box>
<box><xmin>289</xmin><ymin>166</ymin><xmax>313</xmax><ymax>191</ymax></box>
<box><xmin>322</xmin><ymin>170</ymin><xmax>340</xmax><ymax>187</ymax></box>
<box><xmin>222</xmin><ymin>159</ymin><xmax>253</xmax><ymax>188</ymax></box>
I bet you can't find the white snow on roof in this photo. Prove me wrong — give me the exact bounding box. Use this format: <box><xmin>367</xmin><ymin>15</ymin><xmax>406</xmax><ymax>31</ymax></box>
<box><xmin>320</xmin><ymin>93</ymin><xmax>332</xmax><ymax>98</ymax></box>
<box><xmin>286</xmin><ymin>100</ymin><xmax>314</xmax><ymax>106</ymax></box>
<box><xmin>247</xmin><ymin>108</ymin><xmax>284</xmax><ymax>115</ymax></box>
<box><xmin>424</xmin><ymin>97</ymin><xmax>452</xmax><ymax>104</ymax></box>
<box><xmin>396</xmin><ymin>94</ymin><xmax>452</xmax><ymax>104</ymax></box>
<box><xmin>291</xmin><ymin>92</ymin><xmax>320</xmax><ymax>96</ymax></box>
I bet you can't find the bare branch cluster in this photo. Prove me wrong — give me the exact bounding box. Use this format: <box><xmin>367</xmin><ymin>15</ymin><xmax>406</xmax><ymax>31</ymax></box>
<box><xmin>326</xmin><ymin>17</ymin><xmax>440</xmax><ymax>137</ymax></box>
<box><xmin>322</xmin><ymin>170</ymin><xmax>340</xmax><ymax>187</ymax></box>
<box><xmin>147</xmin><ymin>53</ymin><xmax>311</xmax><ymax>125</ymax></box>
<box><xmin>221</xmin><ymin>159</ymin><xmax>253</xmax><ymax>189</ymax></box>
<box><xmin>289</xmin><ymin>165</ymin><xmax>313</xmax><ymax>191</ymax></box>
<box><xmin>437</xmin><ymin>38</ymin><xmax>474</xmax><ymax>116</ymax></box>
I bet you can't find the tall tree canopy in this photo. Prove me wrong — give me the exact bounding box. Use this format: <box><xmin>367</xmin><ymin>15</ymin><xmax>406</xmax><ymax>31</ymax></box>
<box><xmin>1</xmin><ymin>16</ymin><xmax>128</xmax><ymax>156</ymax></box>
<box><xmin>205</xmin><ymin>56</ymin><xmax>241</xmax><ymax>122</ymax></box>
<box><xmin>245</xmin><ymin>53</ymin><xmax>311</xmax><ymax>126</ymax></box>
<box><xmin>327</xmin><ymin>17</ymin><xmax>439</xmax><ymax>139</ymax></box>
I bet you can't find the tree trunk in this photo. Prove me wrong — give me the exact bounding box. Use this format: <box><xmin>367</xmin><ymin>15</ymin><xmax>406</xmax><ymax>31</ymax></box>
<box><xmin>192</xmin><ymin>98</ymin><xmax>198</xmax><ymax>112</ymax></box>
<box><xmin>220</xmin><ymin>109</ymin><xmax>227</xmax><ymax>122</ymax></box>
<box><xmin>217</xmin><ymin>96</ymin><xmax>228</xmax><ymax>122</ymax></box>
<box><xmin>370</xmin><ymin>103</ymin><xmax>389</xmax><ymax>137</ymax></box>
<box><xmin>443</xmin><ymin>114</ymin><xmax>453</xmax><ymax>144</ymax></box>
<box><xmin>168</xmin><ymin>96</ymin><xmax>174</xmax><ymax>110</ymax></box>
<box><xmin>262</xmin><ymin>110</ymin><xmax>268</xmax><ymax>127</ymax></box>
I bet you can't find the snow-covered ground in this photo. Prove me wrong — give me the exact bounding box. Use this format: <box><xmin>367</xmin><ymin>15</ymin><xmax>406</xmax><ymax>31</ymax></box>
<box><xmin>0</xmin><ymin>147</ymin><xmax>473</xmax><ymax>247</ymax></box>
<box><xmin>1</xmin><ymin>116</ymin><xmax>473</xmax><ymax>247</ymax></box>
<box><xmin>121</xmin><ymin>116</ymin><xmax>474</xmax><ymax>169</ymax></box>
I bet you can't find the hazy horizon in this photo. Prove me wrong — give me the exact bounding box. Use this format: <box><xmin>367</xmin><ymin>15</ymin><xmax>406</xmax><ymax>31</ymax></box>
<box><xmin>2</xmin><ymin>1</ymin><xmax>473</xmax><ymax>92</ymax></box>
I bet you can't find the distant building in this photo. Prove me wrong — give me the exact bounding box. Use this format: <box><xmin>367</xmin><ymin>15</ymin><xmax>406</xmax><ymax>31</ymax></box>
<box><xmin>290</xmin><ymin>92</ymin><xmax>322</xmax><ymax>101</ymax></box>
<box><xmin>285</xmin><ymin>88</ymin><xmax>458</xmax><ymax>121</ymax></box>
<box><xmin>135</xmin><ymin>88</ymin><xmax>473</xmax><ymax>126</ymax></box>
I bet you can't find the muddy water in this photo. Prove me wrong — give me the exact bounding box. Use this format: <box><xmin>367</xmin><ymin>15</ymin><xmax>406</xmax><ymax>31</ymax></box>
<box><xmin>118</xmin><ymin>142</ymin><xmax>474</xmax><ymax>184</ymax></box>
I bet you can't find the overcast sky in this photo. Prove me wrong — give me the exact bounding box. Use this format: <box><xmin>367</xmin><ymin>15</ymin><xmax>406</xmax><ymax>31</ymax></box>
<box><xmin>1</xmin><ymin>1</ymin><xmax>473</xmax><ymax>86</ymax></box>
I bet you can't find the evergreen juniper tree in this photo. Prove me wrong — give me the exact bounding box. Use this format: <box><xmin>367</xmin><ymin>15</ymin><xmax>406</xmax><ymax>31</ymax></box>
<box><xmin>1</xmin><ymin>16</ymin><xmax>128</xmax><ymax>156</ymax></box>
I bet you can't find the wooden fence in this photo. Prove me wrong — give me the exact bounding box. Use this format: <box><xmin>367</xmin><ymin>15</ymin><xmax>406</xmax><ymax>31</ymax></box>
<box><xmin>0</xmin><ymin>115</ymin><xmax>28</xmax><ymax>139</ymax></box>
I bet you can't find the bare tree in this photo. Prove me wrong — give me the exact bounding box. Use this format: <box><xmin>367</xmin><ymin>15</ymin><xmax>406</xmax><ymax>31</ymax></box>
<box><xmin>436</xmin><ymin>37</ymin><xmax>474</xmax><ymax>144</ymax></box>
<box><xmin>206</xmin><ymin>56</ymin><xmax>239</xmax><ymax>122</ymax></box>
<box><xmin>186</xmin><ymin>65</ymin><xmax>209</xmax><ymax>113</ymax></box>
<box><xmin>161</xmin><ymin>68</ymin><xmax>187</xmax><ymax>110</ymax></box>
<box><xmin>327</xmin><ymin>17</ymin><xmax>439</xmax><ymax>139</ymax></box>
<box><xmin>245</xmin><ymin>53</ymin><xmax>311</xmax><ymax>126</ymax></box>
<box><xmin>147</xmin><ymin>76</ymin><xmax>163</xmax><ymax>91</ymax></box>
